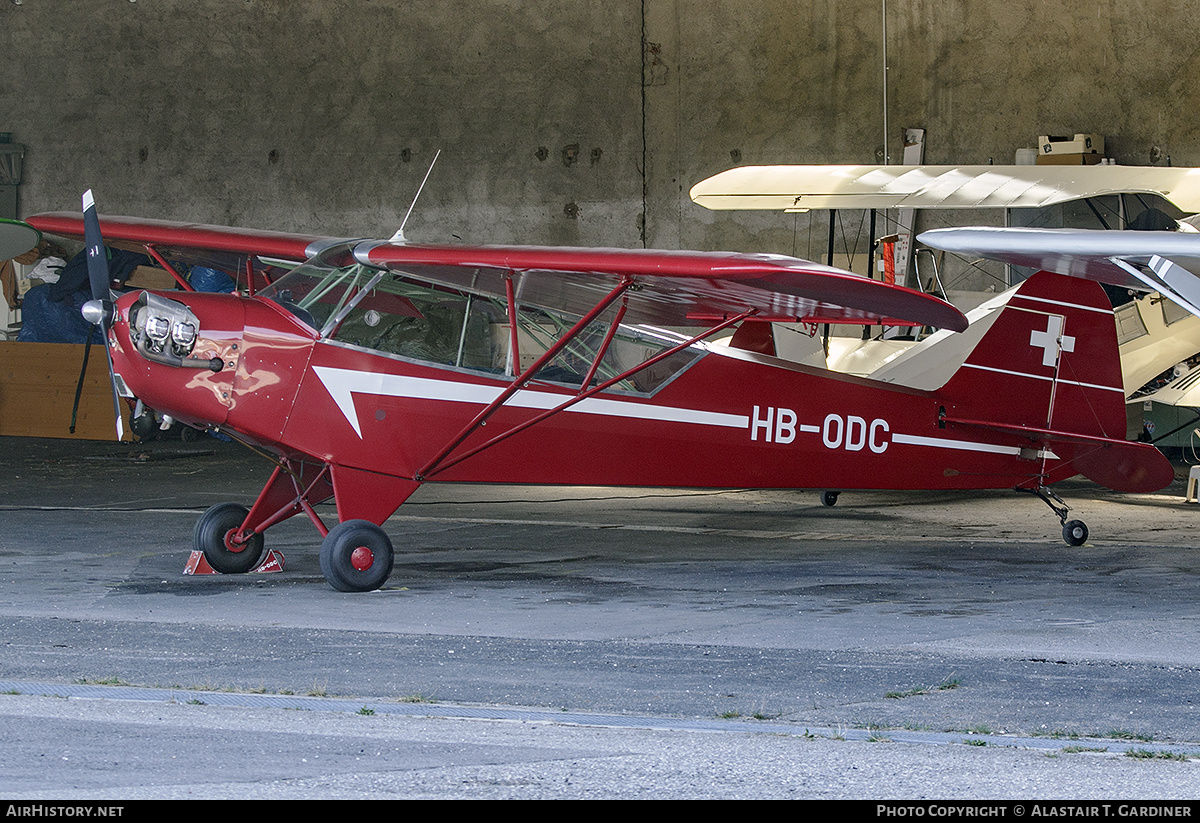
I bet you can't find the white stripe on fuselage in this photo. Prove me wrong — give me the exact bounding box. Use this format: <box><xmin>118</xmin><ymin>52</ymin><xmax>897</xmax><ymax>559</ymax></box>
<box><xmin>312</xmin><ymin>366</ymin><xmax>1059</xmax><ymax>461</ymax></box>
<box><xmin>892</xmin><ymin>432</ymin><xmax>1057</xmax><ymax>459</ymax></box>
<box><xmin>313</xmin><ymin>366</ymin><xmax>750</xmax><ymax>438</ymax></box>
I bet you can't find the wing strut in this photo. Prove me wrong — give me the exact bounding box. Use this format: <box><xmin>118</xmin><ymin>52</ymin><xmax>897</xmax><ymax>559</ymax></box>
<box><xmin>139</xmin><ymin>244</ymin><xmax>195</xmax><ymax>291</ymax></box>
<box><xmin>416</xmin><ymin>276</ymin><xmax>634</xmax><ymax>480</ymax></box>
<box><xmin>421</xmin><ymin>307</ymin><xmax>757</xmax><ymax>480</ymax></box>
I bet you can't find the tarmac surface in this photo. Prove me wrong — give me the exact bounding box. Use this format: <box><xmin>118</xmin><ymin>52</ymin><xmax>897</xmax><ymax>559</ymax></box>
<box><xmin>2</xmin><ymin>434</ymin><xmax>1200</xmax><ymax>798</ymax></box>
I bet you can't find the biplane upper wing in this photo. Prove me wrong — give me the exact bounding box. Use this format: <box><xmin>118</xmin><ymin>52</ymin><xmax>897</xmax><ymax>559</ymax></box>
<box><xmin>27</xmin><ymin>212</ymin><xmax>968</xmax><ymax>331</ymax></box>
<box><xmin>919</xmin><ymin>226</ymin><xmax>1200</xmax><ymax>318</ymax></box>
<box><xmin>689</xmin><ymin>164</ymin><xmax>1200</xmax><ymax>212</ymax></box>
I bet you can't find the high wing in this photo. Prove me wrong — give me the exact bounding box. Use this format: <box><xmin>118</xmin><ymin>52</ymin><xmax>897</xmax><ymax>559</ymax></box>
<box><xmin>918</xmin><ymin>226</ymin><xmax>1200</xmax><ymax>318</ymax></box>
<box><xmin>689</xmin><ymin>164</ymin><xmax>1200</xmax><ymax>212</ymax></box>
<box><xmin>26</xmin><ymin>212</ymin><xmax>968</xmax><ymax>331</ymax></box>
<box><xmin>356</xmin><ymin>242</ymin><xmax>967</xmax><ymax>328</ymax></box>
<box><xmin>26</xmin><ymin>211</ymin><xmax>354</xmax><ymax>283</ymax></box>
<box><xmin>26</xmin><ymin>203</ymin><xmax>1168</xmax><ymax>590</ymax></box>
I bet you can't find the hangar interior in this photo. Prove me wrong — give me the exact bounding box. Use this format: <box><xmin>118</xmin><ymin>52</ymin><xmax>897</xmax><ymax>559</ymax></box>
<box><xmin>10</xmin><ymin>5</ymin><xmax>1200</xmax><ymax>797</ymax></box>
<box><xmin>3</xmin><ymin>0</ymin><xmax>1200</xmax><ymax>441</ymax></box>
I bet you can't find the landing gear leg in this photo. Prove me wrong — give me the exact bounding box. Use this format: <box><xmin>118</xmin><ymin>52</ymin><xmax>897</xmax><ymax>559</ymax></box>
<box><xmin>190</xmin><ymin>457</ymin><xmax>334</xmax><ymax>576</ymax></box>
<box><xmin>1020</xmin><ymin>486</ymin><xmax>1088</xmax><ymax>546</ymax></box>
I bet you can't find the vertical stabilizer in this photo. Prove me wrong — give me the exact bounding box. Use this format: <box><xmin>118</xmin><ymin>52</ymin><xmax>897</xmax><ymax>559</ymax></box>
<box><xmin>941</xmin><ymin>271</ymin><xmax>1125</xmax><ymax>439</ymax></box>
<box><xmin>939</xmin><ymin>271</ymin><xmax>1171</xmax><ymax>492</ymax></box>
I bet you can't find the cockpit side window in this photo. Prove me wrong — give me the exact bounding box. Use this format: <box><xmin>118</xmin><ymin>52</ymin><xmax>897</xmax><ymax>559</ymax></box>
<box><xmin>330</xmin><ymin>282</ymin><xmax>503</xmax><ymax>371</ymax></box>
<box><xmin>262</xmin><ymin>255</ymin><xmax>704</xmax><ymax>395</ymax></box>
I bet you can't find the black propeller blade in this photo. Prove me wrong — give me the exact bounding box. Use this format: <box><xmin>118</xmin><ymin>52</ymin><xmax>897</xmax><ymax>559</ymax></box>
<box><xmin>71</xmin><ymin>189</ymin><xmax>126</xmax><ymax>441</ymax></box>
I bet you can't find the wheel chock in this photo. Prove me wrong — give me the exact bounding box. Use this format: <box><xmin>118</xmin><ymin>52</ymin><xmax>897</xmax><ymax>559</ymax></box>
<box><xmin>184</xmin><ymin>551</ymin><xmax>217</xmax><ymax>575</ymax></box>
<box><xmin>184</xmin><ymin>549</ymin><xmax>285</xmax><ymax>576</ymax></box>
<box><xmin>252</xmin><ymin>550</ymin><xmax>285</xmax><ymax>574</ymax></box>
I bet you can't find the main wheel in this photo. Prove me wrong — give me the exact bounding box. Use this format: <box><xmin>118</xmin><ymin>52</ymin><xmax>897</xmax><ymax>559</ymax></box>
<box><xmin>821</xmin><ymin>491</ymin><xmax>839</xmax><ymax>507</ymax></box>
<box><xmin>319</xmin><ymin>520</ymin><xmax>394</xmax><ymax>593</ymax></box>
<box><xmin>194</xmin><ymin>503</ymin><xmax>265</xmax><ymax>574</ymax></box>
<box><xmin>1062</xmin><ymin>519</ymin><xmax>1088</xmax><ymax>546</ymax></box>
<box><xmin>131</xmin><ymin>412</ymin><xmax>157</xmax><ymax>440</ymax></box>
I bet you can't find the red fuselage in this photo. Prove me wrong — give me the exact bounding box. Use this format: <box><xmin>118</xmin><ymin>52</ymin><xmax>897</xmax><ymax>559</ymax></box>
<box><xmin>107</xmin><ymin>287</ymin><xmax>1102</xmax><ymax>497</ymax></box>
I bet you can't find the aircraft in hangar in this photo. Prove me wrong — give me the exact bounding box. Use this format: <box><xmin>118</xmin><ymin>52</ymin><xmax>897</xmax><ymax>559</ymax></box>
<box><xmin>690</xmin><ymin>162</ymin><xmax>1200</xmax><ymax>391</ymax></box>
<box><xmin>688</xmin><ymin>162</ymin><xmax>1200</xmax><ymax>215</ymax></box>
<box><xmin>22</xmin><ymin>193</ymin><xmax>1172</xmax><ymax>591</ymax></box>
<box><xmin>919</xmin><ymin>224</ymin><xmax>1200</xmax><ymax>320</ymax></box>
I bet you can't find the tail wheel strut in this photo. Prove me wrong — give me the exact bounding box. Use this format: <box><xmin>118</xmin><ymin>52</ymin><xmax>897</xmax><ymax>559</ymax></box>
<box><xmin>1019</xmin><ymin>486</ymin><xmax>1088</xmax><ymax>547</ymax></box>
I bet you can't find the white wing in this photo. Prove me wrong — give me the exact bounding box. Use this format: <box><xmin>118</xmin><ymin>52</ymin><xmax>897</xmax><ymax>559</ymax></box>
<box><xmin>919</xmin><ymin>226</ymin><xmax>1200</xmax><ymax>317</ymax></box>
<box><xmin>690</xmin><ymin>164</ymin><xmax>1200</xmax><ymax>212</ymax></box>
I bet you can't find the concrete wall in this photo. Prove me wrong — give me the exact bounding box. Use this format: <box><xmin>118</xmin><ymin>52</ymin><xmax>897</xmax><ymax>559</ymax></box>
<box><xmin>4</xmin><ymin>0</ymin><xmax>1198</xmax><ymax>285</ymax></box>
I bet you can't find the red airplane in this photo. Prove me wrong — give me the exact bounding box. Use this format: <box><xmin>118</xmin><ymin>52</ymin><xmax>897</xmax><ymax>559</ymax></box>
<box><xmin>25</xmin><ymin>195</ymin><xmax>1173</xmax><ymax>591</ymax></box>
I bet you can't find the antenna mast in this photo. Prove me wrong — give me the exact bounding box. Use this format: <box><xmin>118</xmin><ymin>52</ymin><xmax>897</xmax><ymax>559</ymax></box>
<box><xmin>391</xmin><ymin>149</ymin><xmax>442</xmax><ymax>242</ymax></box>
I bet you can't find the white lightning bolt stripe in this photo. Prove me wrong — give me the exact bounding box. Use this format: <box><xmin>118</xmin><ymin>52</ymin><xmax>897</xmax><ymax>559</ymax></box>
<box><xmin>313</xmin><ymin>366</ymin><xmax>750</xmax><ymax>438</ymax></box>
<box><xmin>316</xmin><ymin>367</ymin><xmax>1062</xmax><ymax>460</ymax></box>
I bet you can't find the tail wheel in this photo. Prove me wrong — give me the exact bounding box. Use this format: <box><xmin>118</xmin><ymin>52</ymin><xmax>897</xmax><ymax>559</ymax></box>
<box><xmin>1062</xmin><ymin>519</ymin><xmax>1089</xmax><ymax>546</ymax></box>
<box><xmin>320</xmin><ymin>520</ymin><xmax>394</xmax><ymax>592</ymax></box>
<box><xmin>194</xmin><ymin>503</ymin><xmax>265</xmax><ymax>574</ymax></box>
<box><xmin>820</xmin><ymin>491</ymin><xmax>839</xmax><ymax>507</ymax></box>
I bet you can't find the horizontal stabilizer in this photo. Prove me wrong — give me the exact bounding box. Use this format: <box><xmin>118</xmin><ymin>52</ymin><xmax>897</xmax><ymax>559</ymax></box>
<box><xmin>943</xmin><ymin>414</ymin><xmax>1173</xmax><ymax>493</ymax></box>
<box><xmin>1067</xmin><ymin>438</ymin><xmax>1175</xmax><ymax>493</ymax></box>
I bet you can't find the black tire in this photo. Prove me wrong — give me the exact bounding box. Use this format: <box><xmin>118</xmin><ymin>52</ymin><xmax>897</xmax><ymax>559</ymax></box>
<box><xmin>319</xmin><ymin>520</ymin><xmax>394</xmax><ymax>593</ymax></box>
<box><xmin>1062</xmin><ymin>519</ymin><xmax>1088</xmax><ymax>546</ymax></box>
<box><xmin>194</xmin><ymin>503</ymin><xmax>265</xmax><ymax>574</ymax></box>
<box><xmin>821</xmin><ymin>491</ymin><xmax>839</xmax><ymax>508</ymax></box>
<box><xmin>131</xmin><ymin>412</ymin><xmax>156</xmax><ymax>440</ymax></box>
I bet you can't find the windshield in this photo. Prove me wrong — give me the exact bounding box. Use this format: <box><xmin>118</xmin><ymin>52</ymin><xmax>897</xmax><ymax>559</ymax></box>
<box><xmin>260</xmin><ymin>248</ymin><xmax>704</xmax><ymax>394</ymax></box>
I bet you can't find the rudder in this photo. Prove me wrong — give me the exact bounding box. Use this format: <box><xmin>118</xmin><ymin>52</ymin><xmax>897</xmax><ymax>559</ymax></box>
<box><xmin>940</xmin><ymin>270</ymin><xmax>1125</xmax><ymax>441</ymax></box>
<box><xmin>939</xmin><ymin>270</ymin><xmax>1171</xmax><ymax>492</ymax></box>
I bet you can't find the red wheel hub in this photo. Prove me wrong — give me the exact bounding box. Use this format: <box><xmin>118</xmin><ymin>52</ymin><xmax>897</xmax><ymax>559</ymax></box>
<box><xmin>350</xmin><ymin>545</ymin><xmax>375</xmax><ymax>571</ymax></box>
<box><xmin>222</xmin><ymin>529</ymin><xmax>249</xmax><ymax>553</ymax></box>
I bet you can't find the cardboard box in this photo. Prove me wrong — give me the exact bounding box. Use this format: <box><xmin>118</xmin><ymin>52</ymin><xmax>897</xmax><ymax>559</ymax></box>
<box><xmin>1039</xmin><ymin>133</ymin><xmax>1105</xmax><ymax>156</ymax></box>
<box><xmin>125</xmin><ymin>265</ymin><xmax>179</xmax><ymax>290</ymax></box>
<box><xmin>1036</xmin><ymin>152</ymin><xmax>1105</xmax><ymax>166</ymax></box>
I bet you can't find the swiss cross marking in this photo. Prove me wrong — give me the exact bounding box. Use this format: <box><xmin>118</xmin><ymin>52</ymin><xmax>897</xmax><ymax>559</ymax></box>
<box><xmin>1029</xmin><ymin>315</ymin><xmax>1075</xmax><ymax>368</ymax></box>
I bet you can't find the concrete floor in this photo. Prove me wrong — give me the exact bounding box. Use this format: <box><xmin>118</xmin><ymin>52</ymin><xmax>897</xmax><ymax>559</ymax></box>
<box><xmin>2</xmin><ymin>434</ymin><xmax>1200</xmax><ymax>798</ymax></box>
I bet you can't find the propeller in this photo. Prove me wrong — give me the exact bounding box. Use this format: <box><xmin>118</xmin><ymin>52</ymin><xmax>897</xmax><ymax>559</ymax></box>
<box><xmin>70</xmin><ymin>190</ymin><xmax>126</xmax><ymax>440</ymax></box>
